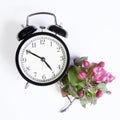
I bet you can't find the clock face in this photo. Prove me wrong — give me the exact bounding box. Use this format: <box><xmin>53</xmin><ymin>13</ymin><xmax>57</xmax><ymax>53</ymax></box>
<box><xmin>16</xmin><ymin>32</ymin><xmax>70</xmax><ymax>85</ymax></box>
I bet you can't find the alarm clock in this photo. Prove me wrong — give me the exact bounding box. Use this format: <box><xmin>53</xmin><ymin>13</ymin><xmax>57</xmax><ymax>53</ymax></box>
<box><xmin>15</xmin><ymin>12</ymin><xmax>70</xmax><ymax>86</ymax></box>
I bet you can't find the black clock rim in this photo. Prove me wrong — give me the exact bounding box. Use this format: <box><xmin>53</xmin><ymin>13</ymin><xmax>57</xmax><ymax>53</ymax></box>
<box><xmin>15</xmin><ymin>32</ymin><xmax>70</xmax><ymax>86</ymax></box>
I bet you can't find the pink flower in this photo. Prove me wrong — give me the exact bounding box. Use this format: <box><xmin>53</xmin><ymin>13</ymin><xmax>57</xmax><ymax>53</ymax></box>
<box><xmin>77</xmin><ymin>72</ymin><xmax>86</xmax><ymax>79</ymax></box>
<box><xmin>78</xmin><ymin>91</ymin><xmax>84</xmax><ymax>97</ymax></box>
<box><xmin>93</xmin><ymin>67</ymin><xmax>107</xmax><ymax>83</ymax></box>
<box><xmin>82</xmin><ymin>60</ymin><xmax>90</xmax><ymax>68</ymax></box>
<box><xmin>96</xmin><ymin>90</ymin><xmax>103</xmax><ymax>98</ymax></box>
<box><xmin>93</xmin><ymin>66</ymin><xmax>115</xmax><ymax>83</ymax></box>
<box><xmin>98</xmin><ymin>61</ymin><xmax>105</xmax><ymax>67</ymax></box>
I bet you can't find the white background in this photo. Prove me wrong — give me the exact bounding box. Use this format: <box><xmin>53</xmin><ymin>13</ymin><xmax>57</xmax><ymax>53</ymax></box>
<box><xmin>0</xmin><ymin>0</ymin><xmax>120</xmax><ymax>120</ymax></box>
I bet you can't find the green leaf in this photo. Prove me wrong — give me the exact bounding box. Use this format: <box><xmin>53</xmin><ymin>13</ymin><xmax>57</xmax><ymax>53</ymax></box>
<box><xmin>68</xmin><ymin>84</ymin><xmax>79</xmax><ymax>98</ymax></box>
<box><xmin>74</xmin><ymin>57</ymin><xmax>88</xmax><ymax>66</ymax></box>
<box><xmin>82</xmin><ymin>104</ymin><xmax>86</xmax><ymax>108</ymax></box>
<box><xmin>76</xmin><ymin>85</ymin><xmax>82</xmax><ymax>92</ymax></box>
<box><xmin>75</xmin><ymin>80</ymin><xmax>86</xmax><ymax>93</ymax></box>
<box><xmin>92</xmin><ymin>97</ymin><xmax>97</xmax><ymax>105</ymax></box>
<box><xmin>61</xmin><ymin>75</ymin><xmax>68</xmax><ymax>85</ymax></box>
<box><xmin>85</xmin><ymin>89</ymin><xmax>98</xmax><ymax>105</ymax></box>
<box><xmin>86</xmin><ymin>91</ymin><xmax>93</xmax><ymax>97</ymax></box>
<box><xmin>63</xmin><ymin>85</ymin><xmax>69</xmax><ymax>91</ymax></box>
<box><xmin>97</xmin><ymin>83</ymin><xmax>107</xmax><ymax>93</ymax></box>
<box><xmin>80</xmin><ymin>96</ymin><xmax>88</xmax><ymax>108</ymax></box>
<box><xmin>68</xmin><ymin>66</ymin><xmax>79</xmax><ymax>86</ymax></box>
<box><xmin>78</xmin><ymin>80</ymin><xmax>86</xmax><ymax>88</ymax></box>
<box><xmin>88</xmin><ymin>87</ymin><xmax>97</xmax><ymax>95</ymax></box>
<box><xmin>86</xmin><ymin>96</ymin><xmax>97</xmax><ymax>105</ymax></box>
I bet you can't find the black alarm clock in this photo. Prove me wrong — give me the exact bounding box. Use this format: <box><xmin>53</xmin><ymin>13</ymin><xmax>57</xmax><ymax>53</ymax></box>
<box><xmin>15</xmin><ymin>12</ymin><xmax>70</xmax><ymax>86</ymax></box>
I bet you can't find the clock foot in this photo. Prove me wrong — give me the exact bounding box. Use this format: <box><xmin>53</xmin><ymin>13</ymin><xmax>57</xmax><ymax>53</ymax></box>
<box><xmin>25</xmin><ymin>82</ymin><xmax>29</xmax><ymax>89</ymax></box>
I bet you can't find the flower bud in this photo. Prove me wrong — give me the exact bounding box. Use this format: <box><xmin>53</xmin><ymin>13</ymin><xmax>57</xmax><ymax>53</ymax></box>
<box><xmin>78</xmin><ymin>91</ymin><xmax>84</xmax><ymax>97</ymax></box>
<box><xmin>77</xmin><ymin>72</ymin><xmax>86</xmax><ymax>79</ymax></box>
<box><xmin>106</xmin><ymin>91</ymin><xmax>112</xmax><ymax>95</ymax></box>
<box><xmin>96</xmin><ymin>90</ymin><xmax>103</xmax><ymax>98</ymax></box>
<box><xmin>98</xmin><ymin>61</ymin><xmax>105</xmax><ymax>67</ymax></box>
<box><xmin>83</xmin><ymin>60</ymin><xmax>90</xmax><ymax>68</ymax></box>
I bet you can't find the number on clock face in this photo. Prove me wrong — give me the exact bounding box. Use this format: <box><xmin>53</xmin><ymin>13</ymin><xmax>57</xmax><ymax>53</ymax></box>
<box><xmin>17</xmin><ymin>33</ymin><xmax>69</xmax><ymax>85</ymax></box>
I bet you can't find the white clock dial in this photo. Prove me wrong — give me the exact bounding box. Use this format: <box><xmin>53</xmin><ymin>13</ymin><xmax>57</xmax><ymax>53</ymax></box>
<box><xmin>16</xmin><ymin>32</ymin><xmax>69</xmax><ymax>85</ymax></box>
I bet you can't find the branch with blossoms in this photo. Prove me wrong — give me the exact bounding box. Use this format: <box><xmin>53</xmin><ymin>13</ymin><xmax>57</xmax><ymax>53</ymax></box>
<box><xmin>60</xmin><ymin>57</ymin><xmax>115</xmax><ymax>112</ymax></box>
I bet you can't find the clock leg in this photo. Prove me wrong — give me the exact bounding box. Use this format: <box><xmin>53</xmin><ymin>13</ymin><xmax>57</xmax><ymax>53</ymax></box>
<box><xmin>25</xmin><ymin>82</ymin><xmax>29</xmax><ymax>89</ymax></box>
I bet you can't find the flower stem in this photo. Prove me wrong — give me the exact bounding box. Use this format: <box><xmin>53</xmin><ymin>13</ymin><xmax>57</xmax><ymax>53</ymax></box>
<box><xmin>60</xmin><ymin>98</ymin><xmax>76</xmax><ymax>113</ymax></box>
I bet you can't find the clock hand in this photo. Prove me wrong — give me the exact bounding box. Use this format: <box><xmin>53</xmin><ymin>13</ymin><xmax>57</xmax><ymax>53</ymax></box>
<box><xmin>26</xmin><ymin>50</ymin><xmax>53</xmax><ymax>71</ymax></box>
<box><xmin>43</xmin><ymin>60</ymin><xmax>53</xmax><ymax>71</ymax></box>
<box><xmin>26</xmin><ymin>50</ymin><xmax>43</xmax><ymax>60</ymax></box>
<box><xmin>38</xmin><ymin>56</ymin><xmax>53</xmax><ymax>71</ymax></box>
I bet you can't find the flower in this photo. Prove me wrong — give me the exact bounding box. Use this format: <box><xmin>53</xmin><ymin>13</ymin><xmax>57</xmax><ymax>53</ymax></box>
<box><xmin>93</xmin><ymin>67</ymin><xmax>107</xmax><ymax>83</ymax></box>
<box><xmin>77</xmin><ymin>72</ymin><xmax>86</xmax><ymax>79</ymax></box>
<box><xmin>60</xmin><ymin>57</ymin><xmax>115</xmax><ymax>112</ymax></box>
<box><xmin>93</xmin><ymin>67</ymin><xmax>115</xmax><ymax>83</ymax></box>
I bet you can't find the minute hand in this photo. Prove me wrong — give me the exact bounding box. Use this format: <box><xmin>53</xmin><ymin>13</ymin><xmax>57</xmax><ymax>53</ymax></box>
<box><xmin>43</xmin><ymin>60</ymin><xmax>52</xmax><ymax>71</ymax></box>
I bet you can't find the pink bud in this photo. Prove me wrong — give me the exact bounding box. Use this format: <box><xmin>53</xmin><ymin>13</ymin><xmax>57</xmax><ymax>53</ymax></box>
<box><xmin>106</xmin><ymin>91</ymin><xmax>112</xmax><ymax>95</ymax></box>
<box><xmin>77</xmin><ymin>72</ymin><xmax>86</xmax><ymax>79</ymax></box>
<box><xmin>98</xmin><ymin>61</ymin><xmax>105</xmax><ymax>67</ymax></box>
<box><xmin>83</xmin><ymin>60</ymin><xmax>90</xmax><ymax>68</ymax></box>
<box><xmin>96</xmin><ymin>90</ymin><xmax>103</xmax><ymax>98</ymax></box>
<box><xmin>78</xmin><ymin>91</ymin><xmax>84</xmax><ymax>97</ymax></box>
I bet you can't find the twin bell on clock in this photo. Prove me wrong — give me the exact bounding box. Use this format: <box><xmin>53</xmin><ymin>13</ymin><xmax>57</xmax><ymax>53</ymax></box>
<box><xmin>15</xmin><ymin>12</ymin><xmax>70</xmax><ymax>86</ymax></box>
